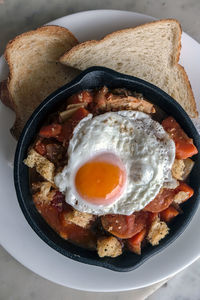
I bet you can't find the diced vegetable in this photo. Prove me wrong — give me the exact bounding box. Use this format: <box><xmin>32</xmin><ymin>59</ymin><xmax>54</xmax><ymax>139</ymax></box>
<box><xmin>101</xmin><ymin>214</ymin><xmax>136</xmax><ymax>239</ymax></box>
<box><xmin>59</xmin><ymin>214</ymin><xmax>96</xmax><ymax>248</ymax></box>
<box><xmin>56</xmin><ymin>107</ymin><xmax>89</xmax><ymax>144</ymax></box>
<box><xmin>59</xmin><ymin>107</ymin><xmax>81</xmax><ymax>123</ymax></box>
<box><xmin>175</xmin><ymin>182</ymin><xmax>194</xmax><ymax>200</ymax></box>
<box><xmin>56</xmin><ymin>122</ymin><xmax>72</xmax><ymax>144</ymax></box>
<box><xmin>39</xmin><ymin>123</ymin><xmax>62</xmax><ymax>138</ymax></box>
<box><xmin>70</xmin><ymin>107</ymin><xmax>89</xmax><ymax>122</ymax></box>
<box><xmin>162</xmin><ymin>116</ymin><xmax>198</xmax><ymax>159</ymax></box>
<box><xmin>66</xmin><ymin>103</ymin><xmax>86</xmax><ymax>110</ymax></box>
<box><xmin>127</xmin><ymin>228</ymin><xmax>146</xmax><ymax>255</ymax></box>
<box><xmin>143</xmin><ymin>189</ymin><xmax>176</xmax><ymax>213</ymax></box>
<box><xmin>67</xmin><ymin>90</ymin><xmax>93</xmax><ymax>105</ymax></box>
<box><xmin>34</xmin><ymin>139</ymin><xmax>46</xmax><ymax>156</ymax></box>
<box><xmin>160</xmin><ymin>206</ymin><xmax>179</xmax><ymax>222</ymax></box>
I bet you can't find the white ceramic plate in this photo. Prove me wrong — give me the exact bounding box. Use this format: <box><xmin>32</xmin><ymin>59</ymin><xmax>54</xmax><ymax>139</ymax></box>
<box><xmin>0</xmin><ymin>10</ymin><xmax>200</xmax><ymax>292</ymax></box>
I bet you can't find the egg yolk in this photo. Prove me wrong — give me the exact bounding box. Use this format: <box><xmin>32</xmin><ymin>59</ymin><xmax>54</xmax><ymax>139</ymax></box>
<box><xmin>75</xmin><ymin>157</ymin><xmax>126</xmax><ymax>205</ymax></box>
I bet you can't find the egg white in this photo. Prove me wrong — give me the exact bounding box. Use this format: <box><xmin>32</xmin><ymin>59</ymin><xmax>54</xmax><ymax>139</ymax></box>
<box><xmin>54</xmin><ymin>111</ymin><xmax>176</xmax><ymax>215</ymax></box>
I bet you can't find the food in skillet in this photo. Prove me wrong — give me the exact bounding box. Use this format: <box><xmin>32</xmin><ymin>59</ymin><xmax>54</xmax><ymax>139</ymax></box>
<box><xmin>24</xmin><ymin>87</ymin><xmax>197</xmax><ymax>257</ymax></box>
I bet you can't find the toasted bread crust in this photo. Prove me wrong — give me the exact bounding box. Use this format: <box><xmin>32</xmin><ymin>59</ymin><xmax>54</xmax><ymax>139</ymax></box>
<box><xmin>0</xmin><ymin>80</ymin><xmax>14</xmax><ymax>109</ymax></box>
<box><xmin>176</xmin><ymin>64</ymin><xmax>198</xmax><ymax>117</ymax></box>
<box><xmin>24</xmin><ymin>148</ymin><xmax>55</xmax><ymax>183</ymax></box>
<box><xmin>60</xmin><ymin>19</ymin><xmax>182</xmax><ymax>65</ymax></box>
<box><xmin>147</xmin><ymin>217</ymin><xmax>169</xmax><ymax>246</ymax></box>
<box><xmin>1</xmin><ymin>25</ymin><xmax>79</xmax><ymax>139</ymax></box>
<box><xmin>62</xmin><ymin>209</ymin><xmax>95</xmax><ymax>228</ymax></box>
<box><xmin>60</xmin><ymin>19</ymin><xmax>197</xmax><ymax>118</ymax></box>
<box><xmin>5</xmin><ymin>25</ymin><xmax>78</xmax><ymax>62</ymax></box>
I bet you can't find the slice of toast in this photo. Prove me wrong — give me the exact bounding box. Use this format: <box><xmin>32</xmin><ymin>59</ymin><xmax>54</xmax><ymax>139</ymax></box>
<box><xmin>0</xmin><ymin>25</ymin><xmax>80</xmax><ymax>139</ymax></box>
<box><xmin>60</xmin><ymin>19</ymin><xmax>198</xmax><ymax>118</ymax></box>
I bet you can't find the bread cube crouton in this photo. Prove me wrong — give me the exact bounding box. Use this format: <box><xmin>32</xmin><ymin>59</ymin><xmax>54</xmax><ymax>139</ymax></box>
<box><xmin>172</xmin><ymin>158</ymin><xmax>194</xmax><ymax>180</ymax></box>
<box><xmin>24</xmin><ymin>149</ymin><xmax>55</xmax><ymax>183</ymax></box>
<box><xmin>32</xmin><ymin>181</ymin><xmax>55</xmax><ymax>205</ymax></box>
<box><xmin>97</xmin><ymin>236</ymin><xmax>122</xmax><ymax>258</ymax></box>
<box><xmin>147</xmin><ymin>218</ymin><xmax>169</xmax><ymax>246</ymax></box>
<box><xmin>173</xmin><ymin>191</ymin><xmax>189</xmax><ymax>204</ymax></box>
<box><xmin>172</xmin><ymin>159</ymin><xmax>185</xmax><ymax>180</ymax></box>
<box><xmin>62</xmin><ymin>209</ymin><xmax>95</xmax><ymax>228</ymax></box>
<box><xmin>182</xmin><ymin>158</ymin><xmax>195</xmax><ymax>179</ymax></box>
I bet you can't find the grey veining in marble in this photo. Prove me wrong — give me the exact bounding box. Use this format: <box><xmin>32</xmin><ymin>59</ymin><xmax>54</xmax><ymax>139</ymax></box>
<box><xmin>0</xmin><ymin>246</ymin><xmax>165</xmax><ymax>300</ymax></box>
<box><xmin>148</xmin><ymin>259</ymin><xmax>200</xmax><ymax>300</ymax></box>
<box><xmin>1</xmin><ymin>0</ymin><xmax>200</xmax><ymax>299</ymax></box>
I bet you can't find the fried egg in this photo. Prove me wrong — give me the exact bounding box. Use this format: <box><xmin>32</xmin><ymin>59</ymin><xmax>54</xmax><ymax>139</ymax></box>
<box><xmin>54</xmin><ymin>111</ymin><xmax>176</xmax><ymax>215</ymax></box>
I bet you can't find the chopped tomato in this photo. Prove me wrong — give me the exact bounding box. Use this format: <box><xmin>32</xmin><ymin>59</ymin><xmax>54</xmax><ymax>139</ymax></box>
<box><xmin>101</xmin><ymin>214</ymin><xmax>135</xmax><ymax>239</ymax></box>
<box><xmin>39</xmin><ymin>123</ymin><xmax>62</xmax><ymax>138</ymax></box>
<box><xmin>56</xmin><ymin>122</ymin><xmax>72</xmax><ymax>144</ymax></box>
<box><xmin>34</xmin><ymin>191</ymin><xmax>95</xmax><ymax>248</ymax></box>
<box><xmin>175</xmin><ymin>181</ymin><xmax>194</xmax><ymax>200</ymax></box>
<box><xmin>35</xmin><ymin>201</ymin><xmax>61</xmax><ymax>233</ymax></box>
<box><xmin>67</xmin><ymin>90</ymin><xmax>93</xmax><ymax>105</ymax></box>
<box><xmin>162</xmin><ymin>116</ymin><xmax>198</xmax><ymax>159</ymax></box>
<box><xmin>59</xmin><ymin>216</ymin><xmax>96</xmax><ymax>249</ymax></box>
<box><xmin>70</xmin><ymin>107</ymin><xmax>89</xmax><ymax>122</ymax></box>
<box><xmin>160</xmin><ymin>205</ymin><xmax>179</xmax><ymax>222</ymax></box>
<box><xmin>143</xmin><ymin>189</ymin><xmax>176</xmax><ymax>213</ymax></box>
<box><xmin>127</xmin><ymin>228</ymin><xmax>146</xmax><ymax>255</ymax></box>
<box><xmin>56</xmin><ymin>107</ymin><xmax>89</xmax><ymax>145</ymax></box>
<box><xmin>34</xmin><ymin>139</ymin><xmax>46</xmax><ymax>156</ymax></box>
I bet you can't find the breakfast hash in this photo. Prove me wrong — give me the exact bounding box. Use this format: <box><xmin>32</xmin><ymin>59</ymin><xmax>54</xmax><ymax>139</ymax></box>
<box><xmin>24</xmin><ymin>87</ymin><xmax>197</xmax><ymax>257</ymax></box>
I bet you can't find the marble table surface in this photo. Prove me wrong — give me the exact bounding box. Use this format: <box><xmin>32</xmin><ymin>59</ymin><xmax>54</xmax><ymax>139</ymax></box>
<box><xmin>0</xmin><ymin>0</ymin><xmax>200</xmax><ymax>299</ymax></box>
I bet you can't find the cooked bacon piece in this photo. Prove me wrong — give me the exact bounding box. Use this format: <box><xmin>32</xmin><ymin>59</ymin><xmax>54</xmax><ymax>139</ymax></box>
<box><xmin>106</xmin><ymin>96</ymin><xmax>155</xmax><ymax>113</ymax></box>
<box><xmin>94</xmin><ymin>90</ymin><xmax>155</xmax><ymax>114</ymax></box>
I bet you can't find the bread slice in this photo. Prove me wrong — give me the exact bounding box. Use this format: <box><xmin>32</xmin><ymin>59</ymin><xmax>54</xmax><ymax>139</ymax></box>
<box><xmin>60</xmin><ymin>19</ymin><xmax>198</xmax><ymax>118</ymax></box>
<box><xmin>0</xmin><ymin>25</ymin><xmax>80</xmax><ymax>139</ymax></box>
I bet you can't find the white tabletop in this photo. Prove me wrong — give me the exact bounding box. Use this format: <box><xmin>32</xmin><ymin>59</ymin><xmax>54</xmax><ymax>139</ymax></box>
<box><xmin>0</xmin><ymin>0</ymin><xmax>200</xmax><ymax>299</ymax></box>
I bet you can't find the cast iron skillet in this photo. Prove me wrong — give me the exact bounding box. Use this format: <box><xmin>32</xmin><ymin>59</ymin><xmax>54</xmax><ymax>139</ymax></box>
<box><xmin>14</xmin><ymin>66</ymin><xmax>200</xmax><ymax>272</ymax></box>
